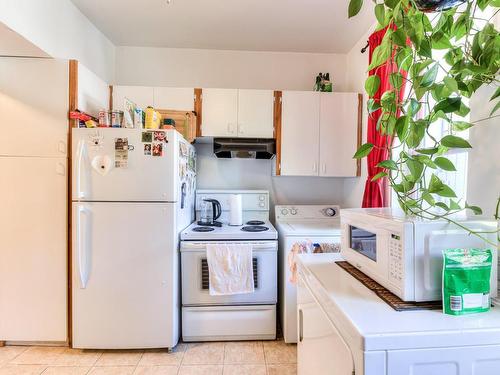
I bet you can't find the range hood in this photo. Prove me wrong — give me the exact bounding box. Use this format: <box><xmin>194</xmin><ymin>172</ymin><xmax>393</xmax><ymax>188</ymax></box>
<box><xmin>213</xmin><ymin>138</ymin><xmax>275</xmax><ymax>159</ymax></box>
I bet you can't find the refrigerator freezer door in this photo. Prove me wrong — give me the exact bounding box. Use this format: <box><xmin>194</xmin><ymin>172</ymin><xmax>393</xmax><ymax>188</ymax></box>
<box><xmin>0</xmin><ymin>57</ymin><xmax>68</xmax><ymax>157</ymax></box>
<box><xmin>72</xmin><ymin>128</ymin><xmax>178</xmax><ymax>202</ymax></box>
<box><xmin>72</xmin><ymin>202</ymin><xmax>179</xmax><ymax>349</ymax></box>
<box><xmin>0</xmin><ymin>157</ymin><xmax>67</xmax><ymax>342</ymax></box>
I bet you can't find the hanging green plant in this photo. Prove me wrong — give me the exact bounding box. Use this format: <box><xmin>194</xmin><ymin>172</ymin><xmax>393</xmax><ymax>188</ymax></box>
<box><xmin>349</xmin><ymin>0</ymin><xmax>500</xmax><ymax>244</ymax></box>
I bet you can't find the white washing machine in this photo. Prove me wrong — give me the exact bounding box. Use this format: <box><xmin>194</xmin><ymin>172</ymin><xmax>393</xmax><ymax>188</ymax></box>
<box><xmin>275</xmin><ymin>204</ymin><xmax>341</xmax><ymax>343</ymax></box>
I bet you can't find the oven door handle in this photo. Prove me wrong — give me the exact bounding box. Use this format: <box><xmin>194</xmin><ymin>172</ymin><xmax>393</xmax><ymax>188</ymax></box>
<box><xmin>181</xmin><ymin>242</ymin><xmax>277</xmax><ymax>251</ymax></box>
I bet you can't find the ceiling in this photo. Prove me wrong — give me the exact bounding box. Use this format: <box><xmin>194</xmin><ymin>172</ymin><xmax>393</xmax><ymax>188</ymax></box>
<box><xmin>0</xmin><ymin>22</ymin><xmax>49</xmax><ymax>57</ymax></box>
<box><xmin>70</xmin><ymin>0</ymin><xmax>374</xmax><ymax>53</ymax></box>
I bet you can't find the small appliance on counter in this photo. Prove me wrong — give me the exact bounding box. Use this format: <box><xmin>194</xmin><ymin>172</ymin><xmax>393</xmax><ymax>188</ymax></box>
<box><xmin>275</xmin><ymin>205</ymin><xmax>341</xmax><ymax>343</ymax></box>
<box><xmin>180</xmin><ymin>190</ymin><xmax>278</xmax><ymax>342</ymax></box>
<box><xmin>341</xmin><ymin>208</ymin><xmax>498</xmax><ymax>302</ymax></box>
<box><xmin>229</xmin><ymin>194</ymin><xmax>243</xmax><ymax>226</ymax></box>
<box><xmin>198</xmin><ymin>198</ymin><xmax>222</xmax><ymax>227</ymax></box>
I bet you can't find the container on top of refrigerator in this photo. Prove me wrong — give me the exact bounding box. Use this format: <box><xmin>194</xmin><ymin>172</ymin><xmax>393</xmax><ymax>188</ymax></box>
<box><xmin>145</xmin><ymin>107</ymin><xmax>162</xmax><ymax>129</ymax></box>
<box><xmin>123</xmin><ymin>98</ymin><xmax>136</xmax><ymax>128</ymax></box>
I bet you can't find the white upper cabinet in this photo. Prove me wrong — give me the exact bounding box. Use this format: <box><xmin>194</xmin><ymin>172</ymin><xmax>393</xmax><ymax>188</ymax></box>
<box><xmin>201</xmin><ymin>88</ymin><xmax>274</xmax><ymax>138</ymax></box>
<box><xmin>319</xmin><ymin>93</ymin><xmax>360</xmax><ymax>177</ymax></box>
<box><xmin>153</xmin><ymin>87</ymin><xmax>194</xmax><ymax>111</ymax></box>
<box><xmin>113</xmin><ymin>86</ymin><xmax>154</xmax><ymax>111</ymax></box>
<box><xmin>279</xmin><ymin>91</ymin><xmax>360</xmax><ymax>177</ymax></box>
<box><xmin>237</xmin><ymin>89</ymin><xmax>274</xmax><ymax>138</ymax></box>
<box><xmin>280</xmin><ymin>91</ymin><xmax>320</xmax><ymax>176</ymax></box>
<box><xmin>202</xmin><ymin>88</ymin><xmax>239</xmax><ymax>137</ymax></box>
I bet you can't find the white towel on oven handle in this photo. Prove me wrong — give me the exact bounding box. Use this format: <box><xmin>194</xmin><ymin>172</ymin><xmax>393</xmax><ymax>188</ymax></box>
<box><xmin>206</xmin><ymin>244</ymin><xmax>254</xmax><ymax>295</ymax></box>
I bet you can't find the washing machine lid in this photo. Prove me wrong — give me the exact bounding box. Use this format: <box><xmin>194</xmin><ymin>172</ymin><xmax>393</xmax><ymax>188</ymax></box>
<box><xmin>279</xmin><ymin>220</ymin><xmax>341</xmax><ymax>236</ymax></box>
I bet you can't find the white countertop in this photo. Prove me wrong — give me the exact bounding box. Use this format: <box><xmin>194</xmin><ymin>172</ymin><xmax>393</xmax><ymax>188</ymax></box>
<box><xmin>297</xmin><ymin>253</ymin><xmax>500</xmax><ymax>351</ymax></box>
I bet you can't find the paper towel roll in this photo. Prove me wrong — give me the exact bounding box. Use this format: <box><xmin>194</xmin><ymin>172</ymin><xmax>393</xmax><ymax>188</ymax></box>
<box><xmin>229</xmin><ymin>194</ymin><xmax>243</xmax><ymax>226</ymax></box>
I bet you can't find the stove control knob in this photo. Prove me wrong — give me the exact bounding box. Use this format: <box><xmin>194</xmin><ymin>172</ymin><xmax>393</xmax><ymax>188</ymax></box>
<box><xmin>259</xmin><ymin>195</ymin><xmax>266</xmax><ymax>201</ymax></box>
<box><xmin>325</xmin><ymin>207</ymin><xmax>337</xmax><ymax>217</ymax></box>
<box><xmin>281</xmin><ymin>208</ymin><xmax>288</xmax><ymax>215</ymax></box>
<box><xmin>290</xmin><ymin>208</ymin><xmax>298</xmax><ymax>215</ymax></box>
<box><xmin>259</xmin><ymin>202</ymin><xmax>265</xmax><ymax>208</ymax></box>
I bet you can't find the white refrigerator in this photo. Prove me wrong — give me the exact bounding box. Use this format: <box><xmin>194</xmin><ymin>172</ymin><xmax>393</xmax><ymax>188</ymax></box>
<box><xmin>0</xmin><ymin>57</ymin><xmax>68</xmax><ymax>342</ymax></box>
<box><xmin>72</xmin><ymin>128</ymin><xmax>196</xmax><ymax>349</ymax></box>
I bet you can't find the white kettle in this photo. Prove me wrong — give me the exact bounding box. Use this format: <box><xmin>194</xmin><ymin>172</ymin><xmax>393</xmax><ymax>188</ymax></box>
<box><xmin>229</xmin><ymin>194</ymin><xmax>243</xmax><ymax>226</ymax></box>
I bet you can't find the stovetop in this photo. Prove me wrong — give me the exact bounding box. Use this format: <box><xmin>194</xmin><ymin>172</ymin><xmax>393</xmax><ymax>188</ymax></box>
<box><xmin>181</xmin><ymin>220</ymin><xmax>278</xmax><ymax>241</ymax></box>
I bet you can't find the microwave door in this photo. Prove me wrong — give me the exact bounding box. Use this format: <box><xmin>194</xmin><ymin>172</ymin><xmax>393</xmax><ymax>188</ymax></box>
<box><xmin>350</xmin><ymin>226</ymin><xmax>377</xmax><ymax>262</ymax></box>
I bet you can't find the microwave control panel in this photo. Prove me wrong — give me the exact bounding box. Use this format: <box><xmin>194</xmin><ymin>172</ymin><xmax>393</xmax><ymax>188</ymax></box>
<box><xmin>389</xmin><ymin>233</ymin><xmax>403</xmax><ymax>283</ymax></box>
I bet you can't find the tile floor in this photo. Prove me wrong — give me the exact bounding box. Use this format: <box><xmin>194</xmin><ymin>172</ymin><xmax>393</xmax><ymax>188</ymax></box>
<box><xmin>0</xmin><ymin>341</ymin><xmax>296</xmax><ymax>375</ymax></box>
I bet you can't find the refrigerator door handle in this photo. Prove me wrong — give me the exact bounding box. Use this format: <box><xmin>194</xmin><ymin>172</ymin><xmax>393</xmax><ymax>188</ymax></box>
<box><xmin>77</xmin><ymin>205</ymin><xmax>90</xmax><ymax>289</ymax></box>
<box><xmin>76</xmin><ymin>140</ymin><xmax>87</xmax><ymax>199</ymax></box>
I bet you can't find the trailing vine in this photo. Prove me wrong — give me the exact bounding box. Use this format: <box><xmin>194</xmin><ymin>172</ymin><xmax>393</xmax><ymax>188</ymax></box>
<box><xmin>349</xmin><ymin>0</ymin><xmax>500</xmax><ymax>245</ymax></box>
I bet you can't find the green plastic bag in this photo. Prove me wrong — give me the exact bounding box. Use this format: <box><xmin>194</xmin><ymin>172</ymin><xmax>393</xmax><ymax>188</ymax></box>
<box><xmin>442</xmin><ymin>248</ymin><xmax>492</xmax><ymax>316</ymax></box>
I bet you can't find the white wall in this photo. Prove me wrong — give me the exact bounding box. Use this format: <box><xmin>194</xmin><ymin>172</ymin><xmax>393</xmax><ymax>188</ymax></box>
<box><xmin>115</xmin><ymin>47</ymin><xmax>348</xmax><ymax>91</ymax></box>
<box><xmin>342</xmin><ymin>28</ymin><xmax>372</xmax><ymax>208</ymax></box>
<box><xmin>467</xmin><ymin>84</ymin><xmax>500</xmax><ymax>219</ymax></box>
<box><xmin>0</xmin><ymin>0</ymin><xmax>115</xmax><ymax>83</ymax></box>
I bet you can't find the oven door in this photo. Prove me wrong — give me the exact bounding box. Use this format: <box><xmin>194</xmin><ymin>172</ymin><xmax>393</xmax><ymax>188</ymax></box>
<box><xmin>181</xmin><ymin>241</ymin><xmax>278</xmax><ymax>306</ymax></box>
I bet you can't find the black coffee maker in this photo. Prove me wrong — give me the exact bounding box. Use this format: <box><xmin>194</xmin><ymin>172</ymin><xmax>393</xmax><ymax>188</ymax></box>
<box><xmin>198</xmin><ymin>199</ymin><xmax>222</xmax><ymax>227</ymax></box>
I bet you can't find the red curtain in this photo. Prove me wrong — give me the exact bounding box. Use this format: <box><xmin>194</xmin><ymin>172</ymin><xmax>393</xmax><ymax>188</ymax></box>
<box><xmin>361</xmin><ymin>26</ymin><xmax>406</xmax><ymax>208</ymax></box>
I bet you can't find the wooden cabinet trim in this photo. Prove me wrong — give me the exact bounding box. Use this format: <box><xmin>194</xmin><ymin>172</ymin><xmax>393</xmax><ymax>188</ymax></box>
<box><xmin>68</xmin><ymin>59</ymin><xmax>78</xmax><ymax>346</ymax></box>
<box><xmin>273</xmin><ymin>91</ymin><xmax>282</xmax><ymax>175</ymax></box>
<box><xmin>194</xmin><ymin>88</ymin><xmax>202</xmax><ymax>137</ymax></box>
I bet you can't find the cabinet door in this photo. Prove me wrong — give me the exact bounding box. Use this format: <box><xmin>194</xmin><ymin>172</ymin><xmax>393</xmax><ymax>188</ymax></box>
<box><xmin>319</xmin><ymin>93</ymin><xmax>360</xmax><ymax>177</ymax></box>
<box><xmin>201</xmin><ymin>88</ymin><xmax>238</xmax><ymax>137</ymax></box>
<box><xmin>280</xmin><ymin>91</ymin><xmax>320</xmax><ymax>176</ymax></box>
<box><xmin>237</xmin><ymin>89</ymin><xmax>274</xmax><ymax>138</ymax></box>
<box><xmin>113</xmin><ymin>85</ymin><xmax>154</xmax><ymax>111</ymax></box>
<box><xmin>0</xmin><ymin>157</ymin><xmax>67</xmax><ymax>342</ymax></box>
<box><xmin>297</xmin><ymin>274</ymin><xmax>354</xmax><ymax>375</ymax></box>
<box><xmin>153</xmin><ymin>87</ymin><xmax>194</xmax><ymax>111</ymax></box>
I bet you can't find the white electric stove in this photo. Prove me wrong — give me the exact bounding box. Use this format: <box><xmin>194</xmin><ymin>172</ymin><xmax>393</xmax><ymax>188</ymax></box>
<box><xmin>180</xmin><ymin>190</ymin><xmax>278</xmax><ymax>342</ymax></box>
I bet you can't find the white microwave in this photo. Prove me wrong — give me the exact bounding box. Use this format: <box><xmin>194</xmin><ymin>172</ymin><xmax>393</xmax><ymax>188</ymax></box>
<box><xmin>341</xmin><ymin>208</ymin><xmax>498</xmax><ymax>302</ymax></box>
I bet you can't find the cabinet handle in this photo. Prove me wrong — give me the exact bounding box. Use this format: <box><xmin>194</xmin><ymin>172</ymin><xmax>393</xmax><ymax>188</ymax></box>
<box><xmin>313</xmin><ymin>162</ymin><xmax>317</xmax><ymax>173</ymax></box>
<box><xmin>239</xmin><ymin>123</ymin><xmax>244</xmax><ymax>134</ymax></box>
<box><xmin>299</xmin><ymin>308</ymin><xmax>304</xmax><ymax>342</ymax></box>
<box><xmin>322</xmin><ymin>163</ymin><xmax>326</xmax><ymax>173</ymax></box>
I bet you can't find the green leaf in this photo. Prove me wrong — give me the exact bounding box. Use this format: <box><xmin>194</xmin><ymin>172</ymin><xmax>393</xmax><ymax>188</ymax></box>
<box><xmin>365</xmin><ymin>75</ymin><xmax>381</xmax><ymax>97</ymax></box>
<box><xmin>443</xmin><ymin>77</ymin><xmax>458</xmax><ymax>92</ymax></box>
<box><xmin>392</xmin><ymin>29</ymin><xmax>407</xmax><ymax>47</ymax></box>
<box><xmin>367</xmin><ymin>99</ymin><xmax>381</xmax><ymax>114</ymax></box>
<box><xmin>377</xmin><ymin>160</ymin><xmax>398</xmax><ymax>170</ymax></box>
<box><xmin>434</xmin><ymin>97</ymin><xmax>461</xmax><ymax>113</ymax></box>
<box><xmin>371</xmin><ymin>172</ymin><xmax>388</xmax><ymax>181</ymax></box>
<box><xmin>435</xmin><ymin>202</ymin><xmax>450</xmax><ymax>211</ymax></box>
<box><xmin>407</xmin><ymin>158</ymin><xmax>424</xmax><ymax>180</ymax></box>
<box><xmin>380</xmin><ymin>90</ymin><xmax>396</xmax><ymax>111</ymax></box>
<box><xmin>421</xmin><ymin>64</ymin><xmax>439</xmax><ymax>88</ymax></box>
<box><xmin>441</xmin><ymin>135</ymin><xmax>472</xmax><ymax>148</ymax></box>
<box><xmin>434</xmin><ymin>157</ymin><xmax>456</xmax><ymax>171</ymax></box>
<box><xmin>390</xmin><ymin>72</ymin><xmax>403</xmax><ymax>89</ymax></box>
<box><xmin>490</xmin><ymin>87</ymin><xmax>500</xmax><ymax>101</ymax></box>
<box><xmin>422</xmin><ymin>192</ymin><xmax>436</xmax><ymax>206</ymax></box>
<box><xmin>432</xmin><ymin>32</ymin><xmax>453</xmax><ymax>49</ymax></box>
<box><xmin>428</xmin><ymin>174</ymin><xmax>444</xmax><ymax>193</ymax></box>
<box><xmin>490</xmin><ymin>101</ymin><xmax>500</xmax><ymax>116</ymax></box>
<box><xmin>416</xmin><ymin>147</ymin><xmax>439</xmax><ymax>155</ymax></box>
<box><xmin>452</xmin><ymin>121</ymin><xmax>473</xmax><ymax>131</ymax></box>
<box><xmin>348</xmin><ymin>0</ymin><xmax>363</xmax><ymax>18</ymax></box>
<box><xmin>368</xmin><ymin>41</ymin><xmax>391</xmax><ymax>70</ymax></box>
<box><xmin>418</xmin><ymin>39</ymin><xmax>432</xmax><ymax>58</ymax></box>
<box><xmin>437</xmin><ymin>184</ymin><xmax>457</xmax><ymax>198</ymax></box>
<box><xmin>395</xmin><ymin>115</ymin><xmax>410</xmax><ymax>141</ymax></box>
<box><xmin>465</xmin><ymin>203</ymin><xmax>483</xmax><ymax>215</ymax></box>
<box><xmin>449</xmin><ymin>199</ymin><xmax>461</xmax><ymax>210</ymax></box>
<box><xmin>375</xmin><ymin>4</ymin><xmax>385</xmax><ymax>25</ymax></box>
<box><xmin>353</xmin><ymin>143</ymin><xmax>374</xmax><ymax>159</ymax></box>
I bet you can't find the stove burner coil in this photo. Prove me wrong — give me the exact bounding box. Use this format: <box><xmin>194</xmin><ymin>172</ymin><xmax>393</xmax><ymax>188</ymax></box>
<box><xmin>192</xmin><ymin>226</ymin><xmax>215</xmax><ymax>232</ymax></box>
<box><xmin>241</xmin><ymin>225</ymin><xmax>269</xmax><ymax>232</ymax></box>
<box><xmin>246</xmin><ymin>220</ymin><xmax>265</xmax><ymax>226</ymax></box>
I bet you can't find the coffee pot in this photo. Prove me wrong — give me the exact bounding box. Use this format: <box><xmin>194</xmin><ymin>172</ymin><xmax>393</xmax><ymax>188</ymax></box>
<box><xmin>198</xmin><ymin>199</ymin><xmax>222</xmax><ymax>227</ymax></box>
